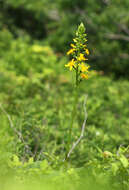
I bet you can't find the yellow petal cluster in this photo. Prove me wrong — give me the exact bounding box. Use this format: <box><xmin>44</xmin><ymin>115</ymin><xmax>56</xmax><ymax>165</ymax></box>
<box><xmin>77</xmin><ymin>53</ymin><xmax>87</xmax><ymax>61</ymax></box>
<box><xmin>70</xmin><ymin>44</ymin><xmax>76</xmax><ymax>48</ymax></box>
<box><xmin>65</xmin><ymin>59</ymin><xmax>76</xmax><ymax>71</ymax></box>
<box><xmin>85</xmin><ymin>49</ymin><xmax>89</xmax><ymax>55</ymax></box>
<box><xmin>81</xmin><ymin>73</ymin><xmax>89</xmax><ymax>79</ymax></box>
<box><xmin>80</xmin><ymin>63</ymin><xmax>90</xmax><ymax>72</ymax></box>
<box><xmin>67</xmin><ymin>48</ymin><xmax>75</xmax><ymax>55</ymax></box>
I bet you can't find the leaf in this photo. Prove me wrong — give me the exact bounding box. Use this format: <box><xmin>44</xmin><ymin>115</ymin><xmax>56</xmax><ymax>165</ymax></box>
<box><xmin>13</xmin><ymin>155</ymin><xmax>21</xmax><ymax>166</ymax></box>
<box><xmin>111</xmin><ymin>163</ymin><xmax>119</xmax><ymax>175</ymax></box>
<box><xmin>119</xmin><ymin>155</ymin><xmax>128</xmax><ymax>168</ymax></box>
<box><xmin>28</xmin><ymin>157</ymin><xmax>34</xmax><ymax>164</ymax></box>
<box><xmin>40</xmin><ymin>160</ymin><xmax>49</xmax><ymax>171</ymax></box>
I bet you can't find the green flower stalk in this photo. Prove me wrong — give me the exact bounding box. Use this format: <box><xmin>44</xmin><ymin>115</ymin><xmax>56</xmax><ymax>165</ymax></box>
<box><xmin>65</xmin><ymin>23</ymin><xmax>90</xmax><ymax>161</ymax></box>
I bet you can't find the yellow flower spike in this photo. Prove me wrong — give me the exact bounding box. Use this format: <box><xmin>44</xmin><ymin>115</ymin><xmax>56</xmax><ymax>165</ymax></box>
<box><xmin>85</xmin><ymin>49</ymin><xmax>89</xmax><ymax>55</ymax></box>
<box><xmin>78</xmin><ymin>53</ymin><xmax>87</xmax><ymax>61</ymax></box>
<box><xmin>67</xmin><ymin>48</ymin><xmax>75</xmax><ymax>55</ymax></box>
<box><xmin>81</xmin><ymin>73</ymin><xmax>89</xmax><ymax>79</ymax></box>
<box><xmin>65</xmin><ymin>23</ymin><xmax>90</xmax><ymax>84</ymax></box>
<box><xmin>80</xmin><ymin>63</ymin><xmax>90</xmax><ymax>72</ymax></box>
<box><xmin>65</xmin><ymin>59</ymin><xmax>76</xmax><ymax>71</ymax></box>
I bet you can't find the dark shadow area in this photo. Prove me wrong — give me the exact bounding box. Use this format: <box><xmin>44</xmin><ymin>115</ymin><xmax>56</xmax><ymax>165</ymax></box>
<box><xmin>0</xmin><ymin>1</ymin><xmax>47</xmax><ymax>39</ymax></box>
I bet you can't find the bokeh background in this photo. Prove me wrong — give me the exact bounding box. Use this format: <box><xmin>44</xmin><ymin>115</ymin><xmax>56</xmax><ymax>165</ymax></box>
<box><xmin>1</xmin><ymin>0</ymin><xmax>129</xmax><ymax>77</ymax></box>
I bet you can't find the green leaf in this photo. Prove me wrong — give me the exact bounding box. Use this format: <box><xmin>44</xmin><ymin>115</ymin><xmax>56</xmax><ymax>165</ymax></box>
<box><xmin>111</xmin><ymin>163</ymin><xmax>119</xmax><ymax>175</ymax></box>
<box><xmin>40</xmin><ymin>160</ymin><xmax>49</xmax><ymax>171</ymax></box>
<box><xmin>13</xmin><ymin>155</ymin><xmax>21</xmax><ymax>166</ymax></box>
<box><xmin>28</xmin><ymin>157</ymin><xmax>34</xmax><ymax>164</ymax></box>
<box><xmin>119</xmin><ymin>155</ymin><xmax>128</xmax><ymax>168</ymax></box>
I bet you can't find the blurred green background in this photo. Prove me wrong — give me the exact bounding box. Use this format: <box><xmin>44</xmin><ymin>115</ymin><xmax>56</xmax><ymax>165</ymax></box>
<box><xmin>0</xmin><ymin>0</ymin><xmax>129</xmax><ymax>189</ymax></box>
<box><xmin>1</xmin><ymin>0</ymin><xmax>129</xmax><ymax>77</ymax></box>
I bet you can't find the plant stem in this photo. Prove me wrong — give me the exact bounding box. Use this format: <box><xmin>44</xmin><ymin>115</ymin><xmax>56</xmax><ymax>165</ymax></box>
<box><xmin>76</xmin><ymin>66</ymin><xmax>78</xmax><ymax>87</ymax></box>
<box><xmin>65</xmin><ymin>68</ymin><xmax>79</xmax><ymax>161</ymax></box>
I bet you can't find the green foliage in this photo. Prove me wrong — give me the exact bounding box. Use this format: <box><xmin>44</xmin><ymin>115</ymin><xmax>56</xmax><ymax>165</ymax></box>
<box><xmin>1</xmin><ymin>150</ymin><xmax>129</xmax><ymax>190</ymax></box>
<box><xmin>0</xmin><ymin>30</ymin><xmax>128</xmax><ymax>188</ymax></box>
<box><xmin>1</xmin><ymin>0</ymin><xmax>129</xmax><ymax>77</ymax></box>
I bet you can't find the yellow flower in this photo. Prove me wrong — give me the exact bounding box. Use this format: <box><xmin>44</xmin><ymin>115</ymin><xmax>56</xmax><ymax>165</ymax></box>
<box><xmin>81</xmin><ymin>73</ymin><xmax>89</xmax><ymax>79</ymax></box>
<box><xmin>80</xmin><ymin>44</ymin><xmax>87</xmax><ymax>49</ymax></box>
<box><xmin>65</xmin><ymin>59</ymin><xmax>76</xmax><ymax>71</ymax></box>
<box><xmin>85</xmin><ymin>49</ymin><xmax>89</xmax><ymax>55</ymax></box>
<box><xmin>73</xmin><ymin>38</ymin><xmax>77</xmax><ymax>43</ymax></box>
<box><xmin>67</xmin><ymin>48</ymin><xmax>75</xmax><ymax>55</ymax></box>
<box><xmin>80</xmin><ymin>63</ymin><xmax>90</xmax><ymax>72</ymax></box>
<box><xmin>70</xmin><ymin>44</ymin><xmax>76</xmax><ymax>48</ymax></box>
<box><xmin>78</xmin><ymin>53</ymin><xmax>87</xmax><ymax>61</ymax></box>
